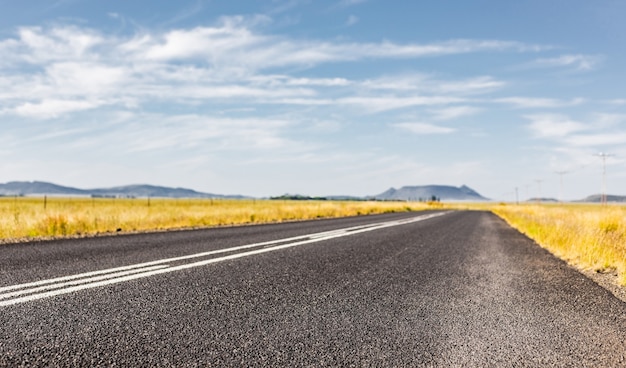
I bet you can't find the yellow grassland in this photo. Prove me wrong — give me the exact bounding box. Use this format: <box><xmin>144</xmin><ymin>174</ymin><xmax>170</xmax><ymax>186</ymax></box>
<box><xmin>487</xmin><ymin>203</ymin><xmax>626</xmax><ymax>285</ymax></box>
<box><xmin>0</xmin><ymin>197</ymin><xmax>434</xmax><ymax>242</ymax></box>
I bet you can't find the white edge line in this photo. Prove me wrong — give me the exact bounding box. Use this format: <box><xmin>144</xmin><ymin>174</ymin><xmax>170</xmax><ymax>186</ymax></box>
<box><xmin>0</xmin><ymin>265</ymin><xmax>169</xmax><ymax>300</ymax></box>
<box><xmin>0</xmin><ymin>221</ymin><xmax>397</xmax><ymax>293</ymax></box>
<box><xmin>0</xmin><ymin>212</ymin><xmax>447</xmax><ymax>306</ymax></box>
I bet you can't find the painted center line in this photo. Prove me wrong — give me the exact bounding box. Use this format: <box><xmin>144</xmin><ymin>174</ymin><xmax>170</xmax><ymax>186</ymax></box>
<box><xmin>0</xmin><ymin>212</ymin><xmax>447</xmax><ymax>307</ymax></box>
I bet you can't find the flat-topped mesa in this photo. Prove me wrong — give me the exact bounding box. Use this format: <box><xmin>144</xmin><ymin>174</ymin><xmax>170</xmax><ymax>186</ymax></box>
<box><xmin>372</xmin><ymin>185</ymin><xmax>489</xmax><ymax>201</ymax></box>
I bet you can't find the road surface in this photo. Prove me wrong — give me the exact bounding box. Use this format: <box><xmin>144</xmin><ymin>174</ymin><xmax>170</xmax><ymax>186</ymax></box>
<box><xmin>1</xmin><ymin>210</ymin><xmax>625</xmax><ymax>366</ymax></box>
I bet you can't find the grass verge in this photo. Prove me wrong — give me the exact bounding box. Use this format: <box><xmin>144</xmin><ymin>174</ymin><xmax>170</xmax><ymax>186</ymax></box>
<box><xmin>0</xmin><ymin>197</ymin><xmax>437</xmax><ymax>243</ymax></box>
<box><xmin>487</xmin><ymin>203</ymin><xmax>626</xmax><ymax>285</ymax></box>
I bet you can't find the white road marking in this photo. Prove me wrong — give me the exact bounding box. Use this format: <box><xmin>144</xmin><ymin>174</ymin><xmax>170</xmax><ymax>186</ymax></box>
<box><xmin>0</xmin><ymin>212</ymin><xmax>446</xmax><ymax>306</ymax></box>
<box><xmin>0</xmin><ymin>265</ymin><xmax>169</xmax><ymax>300</ymax></box>
<box><xmin>0</xmin><ymin>221</ymin><xmax>396</xmax><ymax>294</ymax></box>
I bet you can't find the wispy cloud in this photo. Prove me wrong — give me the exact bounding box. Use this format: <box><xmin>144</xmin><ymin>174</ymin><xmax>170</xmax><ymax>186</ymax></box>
<box><xmin>606</xmin><ymin>99</ymin><xmax>626</xmax><ymax>105</ymax></box>
<box><xmin>430</xmin><ymin>106</ymin><xmax>481</xmax><ymax>121</ymax></box>
<box><xmin>495</xmin><ymin>97</ymin><xmax>585</xmax><ymax>109</ymax></box>
<box><xmin>393</xmin><ymin>122</ymin><xmax>455</xmax><ymax>135</ymax></box>
<box><xmin>526</xmin><ymin>113</ymin><xmax>626</xmax><ymax>148</ymax></box>
<box><xmin>564</xmin><ymin>133</ymin><xmax>626</xmax><ymax>147</ymax></box>
<box><xmin>336</xmin><ymin>0</ymin><xmax>367</xmax><ymax>8</ymax></box>
<box><xmin>0</xmin><ymin>19</ymin><xmax>549</xmax><ymax>120</ymax></box>
<box><xmin>362</xmin><ymin>75</ymin><xmax>504</xmax><ymax>95</ymax></box>
<box><xmin>8</xmin><ymin>99</ymin><xmax>106</xmax><ymax>119</ymax></box>
<box><xmin>161</xmin><ymin>0</ymin><xmax>209</xmax><ymax>26</ymax></box>
<box><xmin>531</xmin><ymin>54</ymin><xmax>603</xmax><ymax>71</ymax></box>
<box><xmin>346</xmin><ymin>15</ymin><xmax>359</xmax><ymax>26</ymax></box>
<box><xmin>336</xmin><ymin>96</ymin><xmax>465</xmax><ymax>112</ymax></box>
<box><xmin>593</xmin><ymin>113</ymin><xmax>626</xmax><ymax>127</ymax></box>
<box><xmin>526</xmin><ymin>114</ymin><xmax>589</xmax><ymax>138</ymax></box>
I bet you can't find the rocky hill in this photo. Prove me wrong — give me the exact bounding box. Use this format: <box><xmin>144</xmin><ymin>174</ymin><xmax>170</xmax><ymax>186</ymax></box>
<box><xmin>372</xmin><ymin>185</ymin><xmax>488</xmax><ymax>201</ymax></box>
<box><xmin>575</xmin><ymin>194</ymin><xmax>626</xmax><ymax>203</ymax></box>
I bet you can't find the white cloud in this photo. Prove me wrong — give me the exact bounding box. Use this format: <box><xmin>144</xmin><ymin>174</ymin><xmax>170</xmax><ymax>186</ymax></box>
<box><xmin>526</xmin><ymin>113</ymin><xmax>626</xmax><ymax>153</ymax></box>
<box><xmin>430</xmin><ymin>106</ymin><xmax>481</xmax><ymax>121</ymax></box>
<box><xmin>123</xmin><ymin>114</ymin><xmax>297</xmax><ymax>152</ymax></box>
<box><xmin>337</xmin><ymin>96</ymin><xmax>465</xmax><ymax>112</ymax></box>
<box><xmin>115</xmin><ymin>19</ymin><xmax>546</xmax><ymax>69</ymax></box>
<box><xmin>564</xmin><ymin>133</ymin><xmax>626</xmax><ymax>147</ymax></box>
<box><xmin>531</xmin><ymin>54</ymin><xmax>603</xmax><ymax>71</ymax></box>
<box><xmin>526</xmin><ymin>114</ymin><xmax>589</xmax><ymax>138</ymax></box>
<box><xmin>13</xmin><ymin>112</ymin><xmax>302</xmax><ymax>155</ymax></box>
<box><xmin>434</xmin><ymin>76</ymin><xmax>505</xmax><ymax>95</ymax></box>
<box><xmin>12</xmin><ymin>26</ymin><xmax>104</xmax><ymax>64</ymax></box>
<box><xmin>393</xmin><ymin>122</ymin><xmax>456</xmax><ymax>135</ymax></box>
<box><xmin>12</xmin><ymin>99</ymin><xmax>105</xmax><ymax>119</ymax></box>
<box><xmin>362</xmin><ymin>75</ymin><xmax>504</xmax><ymax>95</ymax></box>
<box><xmin>45</xmin><ymin>62</ymin><xmax>128</xmax><ymax>94</ymax></box>
<box><xmin>495</xmin><ymin>97</ymin><xmax>585</xmax><ymax>108</ymax></box>
<box><xmin>268</xmin><ymin>94</ymin><xmax>466</xmax><ymax>111</ymax></box>
<box><xmin>593</xmin><ymin>113</ymin><xmax>626</xmax><ymax>127</ymax></box>
<box><xmin>255</xmin><ymin>75</ymin><xmax>351</xmax><ymax>87</ymax></box>
<box><xmin>0</xmin><ymin>21</ymin><xmax>548</xmax><ymax>120</ymax></box>
<box><xmin>0</xmin><ymin>20</ymin><xmax>544</xmax><ymax>118</ymax></box>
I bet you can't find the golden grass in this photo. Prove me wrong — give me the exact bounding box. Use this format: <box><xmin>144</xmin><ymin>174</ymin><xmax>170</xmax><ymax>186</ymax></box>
<box><xmin>486</xmin><ymin>203</ymin><xmax>626</xmax><ymax>285</ymax></box>
<box><xmin>0</xmin><ymin>197</ymin><xmax>435</xmax><ymax>243</ymax></box>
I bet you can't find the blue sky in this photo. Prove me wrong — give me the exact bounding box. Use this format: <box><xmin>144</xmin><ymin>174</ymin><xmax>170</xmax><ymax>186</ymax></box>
<box><xmin>1</xmin><ymin>0</ymin><xmax>625</xmax><ymax>200</ymax></box>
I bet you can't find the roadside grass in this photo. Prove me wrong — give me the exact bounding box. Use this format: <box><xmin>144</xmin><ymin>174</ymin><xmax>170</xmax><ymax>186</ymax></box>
<box><xmin>488</xmin><ymin>203</ymin><xmax>626</xmax><ymax>285</ymax></box>
<box><xmin>0</xmin><ymin>197</ymin><xmax>433</xmax><ymax>243</ymax></box>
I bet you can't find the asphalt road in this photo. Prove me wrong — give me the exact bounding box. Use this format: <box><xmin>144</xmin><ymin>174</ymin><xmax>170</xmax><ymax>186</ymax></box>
<box><xmin>1</xmin><ymin>210</ymin><xmax>626</xmax><ymax>366</ymax></box>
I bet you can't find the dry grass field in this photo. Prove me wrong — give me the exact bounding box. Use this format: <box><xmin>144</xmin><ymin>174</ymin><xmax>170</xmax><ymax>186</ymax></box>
<box><xmin>488</xmin><ymin>203</ymin><xmax>626</xmax><ymax>285</ymax></box>
<box><xmin>0</xmin><ymin>196</ymin><xmax>433</xmax><ymax>242</ymax></box>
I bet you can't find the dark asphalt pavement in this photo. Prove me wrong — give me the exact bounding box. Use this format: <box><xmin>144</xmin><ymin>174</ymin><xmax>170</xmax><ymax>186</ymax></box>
<box><xmin>1</xmin><ymin>210</ymin><xmax>626</xmax><ymax>366</ymax></box>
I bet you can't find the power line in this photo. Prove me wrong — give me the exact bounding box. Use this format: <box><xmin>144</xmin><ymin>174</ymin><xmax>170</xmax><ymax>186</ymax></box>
<box><xmin>593</xmin><ymin>152</ymin><xmax>614</xmax><ymax>205</ymax></box>
<box><xmin>554</xmin><ymin>170</ymin><xmax>570</xmax><ymax>203</ymax></box>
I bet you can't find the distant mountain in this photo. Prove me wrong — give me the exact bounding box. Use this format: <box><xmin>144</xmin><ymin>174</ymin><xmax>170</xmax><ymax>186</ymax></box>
<box><xmin>575</xmin><ymin>194</ymin><xmax>626</xmax><ymax>203</ymax></box>
<box><xmin>372</xmin><ymin>185</ymin><xmax>489</xmax><ymax>201</ymax></box>
<box><xmin>88</xmin><ymin>184</ymin><xmax>244</xmax><ymax>199</ymax></box>
<box><xmin>0</xmin><ymin>181</ymin><xmax>248</xmax><ymax>199</ymax></box>
<box><xmin>526</xmin><ymin>198</ymin><xmax>559</xmax><ymax>203</ymax></box>
<box><xmin>270</xmin><ymin>194</ymin><xmax>328</xmax><ymax>200</ymax></box>
<box><xmin>270</xmin><ymin>194</ymin><xmax>364</xmax><ymax>201</ymax></box>
<box><xmin>0</xmin><ymin>181</ymin><xmax>88</xmax><ymax>196</ymax></box>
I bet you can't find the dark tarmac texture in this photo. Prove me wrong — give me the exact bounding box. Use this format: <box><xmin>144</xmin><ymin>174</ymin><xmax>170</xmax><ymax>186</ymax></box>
<box><xmin>1</xmin><ymin>211</ymin><xmax>625</xmax><ymax>366</ymax></box>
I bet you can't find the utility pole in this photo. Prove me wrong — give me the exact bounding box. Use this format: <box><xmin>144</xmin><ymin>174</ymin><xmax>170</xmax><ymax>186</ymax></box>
<box><xmin>594</xmin><ymin>152</ymin><xmax>614</xmax><ymax>205</ymax></box>
<box><xmin>554</xmin><ymin>170</ymin><xmax>569</xmax><ymax>203</ymax></box>
<box><xmin>515</xmin><ymin>187</ymin><xmax>519</xmax><ymax>205</ymax></box>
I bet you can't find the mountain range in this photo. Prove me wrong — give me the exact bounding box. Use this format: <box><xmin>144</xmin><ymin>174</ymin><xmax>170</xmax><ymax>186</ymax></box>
<box><xmin>3</xmin><ymin>181</ymin><xmax>623</xmax><ymax>202</ymax></box>
<box><xmin>0</xmin><ymin>182</ymin><xmax>489</xmax><ymax>201</ymax></box>
<box><xmin>0</xmin><ymin>181</ymin><xmax>247</xmax><ymax>199</ymax></box>
<box><xmin>576</xmin><ymin>194</ymin><xmax>626</xmax><ymax>203</ymax></box>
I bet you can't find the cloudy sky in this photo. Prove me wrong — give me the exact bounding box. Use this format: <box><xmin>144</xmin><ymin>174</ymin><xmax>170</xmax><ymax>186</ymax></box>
<box><xmin>1</xmin><ymin>0</ymin><xmax>625</xmax><ymax>200</ymax></box>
